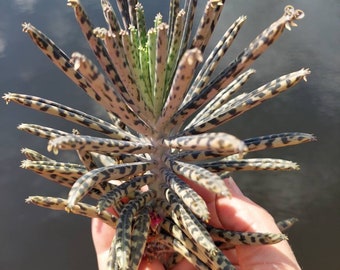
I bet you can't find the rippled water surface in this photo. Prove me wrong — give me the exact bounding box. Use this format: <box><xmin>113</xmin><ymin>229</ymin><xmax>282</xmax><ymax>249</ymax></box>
<box><xmin>1</xmin><ymin>0</ymin><xmax>339</xmax><ymax>269</ymax></box>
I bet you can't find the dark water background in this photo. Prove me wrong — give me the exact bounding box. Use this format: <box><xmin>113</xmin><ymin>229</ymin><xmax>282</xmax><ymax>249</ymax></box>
<box><xmin>0</xmin><ymin>0</ymin><xmax>339</xmax><ymax>269</ymax></box>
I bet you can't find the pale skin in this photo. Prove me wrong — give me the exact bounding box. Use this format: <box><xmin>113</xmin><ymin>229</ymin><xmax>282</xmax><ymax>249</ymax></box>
<box><xmin>92</xmin><ymin>177</ymin><xmax>302</xmax><ymax>270</ymax></box>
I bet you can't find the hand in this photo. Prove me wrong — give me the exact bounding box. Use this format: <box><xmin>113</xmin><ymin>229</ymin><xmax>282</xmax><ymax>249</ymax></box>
<box><xmin>92</xmin><ymin>177</ymin><xmax>301</xmax><ymax>270</ymax></box>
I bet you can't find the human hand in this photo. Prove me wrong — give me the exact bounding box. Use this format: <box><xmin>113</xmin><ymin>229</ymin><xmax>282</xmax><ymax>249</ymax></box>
<box><xmin>92</xmin><ymin>177</ymin><xmax>301</xmax><ymax>270</ymax></box>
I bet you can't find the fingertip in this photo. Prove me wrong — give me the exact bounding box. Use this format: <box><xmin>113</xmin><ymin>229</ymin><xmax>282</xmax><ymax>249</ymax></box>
<box><xmin>139</xmin><ymin>258</ymin><xmax>165</xmax><ymax>270</ymax></box>
<box><xmin>91</xmin><ymin>217</ymin><xmax>116</xmax><ymax>254</ymax></box>
<box><xmin>216</xmin><ymin>177</ymin><xmax>279</xmax><ymax>233</ymax></box>
<box><xmin>218</xmin><ymin>179</ymin><xmax>301</xmax><ymax>269</ymax></box>
<box><xmin>224</xmin><ymin>177</ymin><xmax>244</xmax><ymax>197</ymax></box>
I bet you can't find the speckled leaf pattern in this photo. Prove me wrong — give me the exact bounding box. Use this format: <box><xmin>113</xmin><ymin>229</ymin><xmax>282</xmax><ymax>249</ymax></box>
<box><xmin>70</xmin><ymin>52</ymin><xmax>151</xmax><ymax>135</ymax></box>
<box><xmin>21</xmin><ymin>148</ymin><xmax>54</xmax><ymax>162</ymax></box>
<box><xmin>157</xmin><ymin>48</ymin><xmax>202</xmax><ymax>130</ymax></box>
<box><xmin>200</xmin><ymin>158</ymin><xmax>300</xmax><ymax>172</ymax></box>
<box><xmin>169</xmin><ymin>6</ymin><xmax>306</xmax><ymax>129</ymax></box>
<box><xmin>67</xmin><ymin>161</ymin><xmax>154</xmax><ymax>210</ymax></box>
<box><xmin>167</xmin><ymin>158</ymin><xmax>231</xmax><ymax>196</ymax></box>
<box><xmin>190</xmin><ymin>0</ymin><xmax>225</xmax><ymax>53</ymax></box>
<box><xmin>4</xmin><ymin>93</ymin><xmax>134</xmax><ymax>140</ymax></box>
<box><xmin>129</xmin><ymin>207</ymin><xmax>151</xmax><ymax>269</ymax></box>
<box><xmin>97</xmin><ymin>173</ymin><xmax>155</xmax><ymax>213</ymax></box>
<box><xmin>26</xmin><ymin>196</ymin><xmax>118</xmax><ymax>226</ymax></box>
<box><xmin>182</xmin><ymin>14</ymin><xmax>246</xmax><ymax>109</ymax></box>
<box><xmin>187</xmin><ymin>68</ymin><xmax>255</xmax><ymax>129</ymax></box>
<box><xmin>47</xmin><ymin>134</ymin><xmax>154</xmax><ymax>155</ymax></box>
<box><xmin>244</xmin><ymin>132</ymin><xmax>316</xmax><ymax>152</ymax></box>
<box><xmin>276</xmin><ymin>218</ymin><xmax>299</xmax><ymax>233</ymax></box>
<box><xmin>3</xmin><ymin>1</ymin><xmax>315</xmax><ymax>269</ymax></box>
<box><xmin>162</xmin><ymin>188</ymin><xmax>219</xmax><ymax>257</ymax></box>
<box><xmin>114</xmin><ymin>190</ymin><xmax>156</xmax><ymax>269</ymax></box>
<box><xmin>180</xmin><ymin>68</ymin><xmax>311</xmax><ymax>136</ymax></box>
<box><xmin>21</xmin><ymin>159</ymin><xmax>86</xmax><ymax>186</ymax></box>
<box><xmin>162</xmin><ymin>167</ymin><xmax>209</xmax><ymax>221</ymax></box>
<box><xmin>163</xmin><ymin>132</ymin><xmax>247</xmax><ymax>154</ymax></box>
<box><xmin>17</xmin><ymin>123</ymin><xmax>69</xmax><ymax>140</ymax></box>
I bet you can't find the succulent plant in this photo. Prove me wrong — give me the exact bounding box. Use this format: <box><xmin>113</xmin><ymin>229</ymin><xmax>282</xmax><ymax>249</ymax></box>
<box><xmin>3</xmin><ymin>0</ymin><xmax>315</xmax><ymax>269</ymax></box>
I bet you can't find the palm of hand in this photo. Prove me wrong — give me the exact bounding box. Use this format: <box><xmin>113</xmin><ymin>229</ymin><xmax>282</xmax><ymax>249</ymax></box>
<box><xmin>92</xmin><ymin>178</ymin><xmax>301</xmax><ymax>270</ymax></box>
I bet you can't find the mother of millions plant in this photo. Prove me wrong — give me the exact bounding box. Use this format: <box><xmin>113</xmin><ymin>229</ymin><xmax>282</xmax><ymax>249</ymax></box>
<box><xmin>3</xmin><ymin>0</ymin><xmax>315</xmax><ymax>269</ymax></box>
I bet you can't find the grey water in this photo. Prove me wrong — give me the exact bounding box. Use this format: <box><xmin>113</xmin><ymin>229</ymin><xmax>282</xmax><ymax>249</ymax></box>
<box><xmin>0</xmin><ymin>0</ymin><xmax>339</xmax><ymax>269</ymax></box>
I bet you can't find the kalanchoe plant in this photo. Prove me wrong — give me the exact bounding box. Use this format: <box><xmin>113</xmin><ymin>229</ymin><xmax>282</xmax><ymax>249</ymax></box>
<box><xmin>3</xmin><ymin>0</ymin><xmax>315</xmax><ymax>269</ymax></box>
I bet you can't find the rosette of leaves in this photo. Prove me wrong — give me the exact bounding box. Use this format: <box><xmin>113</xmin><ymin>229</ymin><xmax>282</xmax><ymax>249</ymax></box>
<box><xmin>3</xmin><ymin>0</ymin><xmax>315</xmax><ymax>269</ymax></box>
